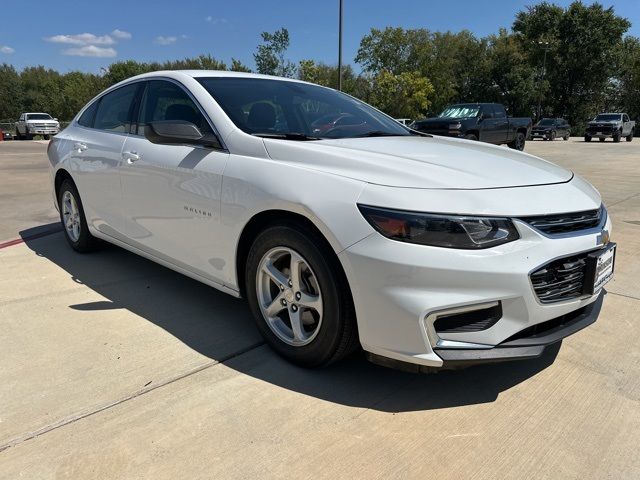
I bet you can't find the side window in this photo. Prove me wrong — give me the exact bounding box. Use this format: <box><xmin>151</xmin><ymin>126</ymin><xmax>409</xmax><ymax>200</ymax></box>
<box><xmin>623</xmin><ymin>114</ymin><xmax>630</xmax><ymax>122</ymax></box>
<box><xmin>493</xmin><ymin>105</ymin><xmax>506</xmax><ymax>118</ymax></box>
<box><xmin>138</xmin><ymin>80</ymin><xmax>212</xmax><ymax>136</ymax></box>
<box><xmin>93</xmin><ymin>83</ymin><xmax>139</xmax><ymax>133</ymax></box>
<box><xmin>482</xmin><ymin>107</ymin><xmax>494</xmax><ymax>119</ymax></box>
<box><xmin>19</xmin><ymin>114</ymin><xmax>24</xmax><ymax>121</ymax></box>
<box><xmin>78</xmin><ymin>101</ymin><xmax>98</xmax><ymax>128</ymax></box>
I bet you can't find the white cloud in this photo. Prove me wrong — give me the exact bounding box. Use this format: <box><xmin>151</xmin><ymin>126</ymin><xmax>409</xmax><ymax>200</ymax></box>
<box><xmin>0</xmin><ymin>45</ymin><xmax>15</xmax><ymax>54</ymax></box>
<box><xmin>45</xmin><ymin>33</ymin><xmax>115</xmax><ymax>46</ymax></box>
<box><xmin>63</xmin><ymin>45</ymin><xmax>117</xmax><ymax>57</ymax></box>
<box><xmin>205</xmin><ymin>16</ymin><xmax>228</xmax><ymax>25</ymax></box>
<box><xmin>111</xmin><ymin>29</ymin><xmax>132</xmax><ymax>40</ymax></box>
<box><xmin>154</xmin><ymin>36</ymin><xmax>178</xmax><ymax>45</ymax></box>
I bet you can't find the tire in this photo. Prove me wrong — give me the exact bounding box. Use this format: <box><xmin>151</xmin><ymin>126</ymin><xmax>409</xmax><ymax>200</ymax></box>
<box><xmin>43</xmin><ymin>134</ymin><xmax>50</xmax><ymax>140</ymax></box>
<box><xmin>15</xmin><ymin>128</ymin><xmax>22</xmax><ymax>140</ymax></box>
<box><xmin>57</xmin><ymin>178</ymin><xmax>100</xmax><ymax>252</ymax></box>
<box><xmin>245</xmin><ymin>223</ymin><xmax>359</xmax><ymax>367</ymax></box>
<box><xmin>563</xmin><ymin>134</ymin><xmax>569</xmax><ymax>140</ymax></box>
<box><xmin>549</xmin><ymin>130</ymin><xmax>556</xmax><ymax>141</ymax></box>
<box><xmin>627</xmin><ymin>130</ymin><xmax>634</xmax><ymax>142</ymax></box>
<box><xmin>613</xmin><ymin>131</ymin><xmax>621</xmax><ymax>143</ymax></box>
<box><xmin>585</xmin><ymin>135</ymin><xmax>591</xmax><ymax>142</ymax></box>
<box><xmin>464</xmin><ymin>133</ymin><xmax>478</xmax><ymax>141</ymax></box>
<box><xmin>508</xmin><ymin>132</ymin><xmax>526</xmax><ymax>151</ymax></box>
<box><xmin>599</xmin><ymin>137</ymin><xmax>606</xmax><ymax>142</ymax></box>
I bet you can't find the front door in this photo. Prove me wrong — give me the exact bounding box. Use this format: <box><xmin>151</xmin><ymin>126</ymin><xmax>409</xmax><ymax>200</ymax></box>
<box><xmin>119</xmin><ymin>79</ymin><xmax>229</xmax><ymax>284</ymax></box>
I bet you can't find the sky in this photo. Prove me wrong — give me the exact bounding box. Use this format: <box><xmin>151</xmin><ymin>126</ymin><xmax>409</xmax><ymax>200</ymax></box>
<box><xmin>1</xmin><ymin>0</ymin><xmax>639</xmax><ymax>73</ymax></box>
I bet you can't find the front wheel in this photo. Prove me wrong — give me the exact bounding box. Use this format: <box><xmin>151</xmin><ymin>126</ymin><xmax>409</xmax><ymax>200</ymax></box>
<box><xmin>599</xmin><ymin>137</ymin><xmax>606</xmax><ymax>142</ymax></box>
<box><xmin>563</xmin><ymin>134</ymin><xmax>569</xmax><ymax>140</ymax></box>
<box><xmin>245</xmin><ymin>223</ymin><xmax>358</xmax><ymax>367</ymax></box>
<box><xmin>57</xmin><ymin>179</ymin><xmax>100</xmax><ymax>252</ymax></box>
<box><xmin>508</xmin><ymin>132</ymin><xmax>526</xmax><ymax>151</ymax></box>
<box><xmin>613</xmin><ymin>132</ymin><xmax>621</xmax><ymax>142</ymax></box>
<box><xmin>585</xmin><ymin>135</ymin><xmax>592</xmax><ymax>142</ymax></box>
<box><xmin>549</xmin><ymin>130</ymin><xmax>556</xmax><ymax>141</ymax></box>
<box><xmin>464</xmin><ymin>133</ymin><xmax>478</xmax><ymax>141</ymax></box>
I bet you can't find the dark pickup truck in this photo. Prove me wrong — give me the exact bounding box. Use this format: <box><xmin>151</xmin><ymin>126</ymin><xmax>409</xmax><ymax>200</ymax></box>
<box><xmin>413</xmin><ymin>103</ymin><xmax>532</xmax><ymax>150</ymax></box>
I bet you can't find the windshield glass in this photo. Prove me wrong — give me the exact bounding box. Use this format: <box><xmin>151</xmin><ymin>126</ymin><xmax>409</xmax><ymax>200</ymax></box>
<box><xmin>594</xmin><ymin>114</ymin><xmax>621</xmax><ymax>122</ymax></box>
<box><xmin>438</xmin><ymin>106</ymin><xmax>480</xmax><ymax>119</ymax></box>
<box><xmin>26</xmin><ymin>114</ymin><xmax>53</xmax><ymax>120</ymax></box>
<box><xmin>537</xmin><ymin>119</ymin><xmax>555</xmax><ymax>126</ymax></box>
<box><xmin>197</xmin><ymin>77</ymin><xmax>410</xmax><ymax>139</ymax></box>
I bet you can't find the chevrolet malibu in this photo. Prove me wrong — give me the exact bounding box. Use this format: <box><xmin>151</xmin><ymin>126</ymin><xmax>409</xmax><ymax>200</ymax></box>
<box><xmin>48</xmin><ymin>71</ymin><xmax>615</xmax><ymax>370</ymax></box>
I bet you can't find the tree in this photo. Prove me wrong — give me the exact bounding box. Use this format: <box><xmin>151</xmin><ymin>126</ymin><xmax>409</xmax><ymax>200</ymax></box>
<box><xmin>368</xmin><ymin>71</ymin><xmax>433</xmax><ymax>119</ymax></box>
<box><xmin>616</xmin><ymin>36</ymin><xmax>640</xmax><ymax>124</ymax></box>
<box><xmin>0</xmin><ymin>64</ymin><xmax>22</xmax><ymax>120</ymax></box>
<box><xmin>230</xmin><ymin>58</ymin><xmax>252</xmax><ymax>72</ymax></box>
<box><xmin>254</xmin><ymin>28</ymin><xmax>296</xmax><ymax>77</ymax></box>
<box><xmin>513</xmin><ymin>1</ymin><xmax>631</xmax><ymax>127</ymax></box>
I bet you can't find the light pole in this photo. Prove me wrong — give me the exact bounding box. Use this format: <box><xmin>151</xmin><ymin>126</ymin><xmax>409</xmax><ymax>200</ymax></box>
<box><xmin>536</xmin><ymin>41</ymin><xmax>550</xmax><ymax>120</ymax></box>
<box><xmin>338</xmin><ymin>0</ymin><xmax>343</xmax><ymax>91</ymax></box>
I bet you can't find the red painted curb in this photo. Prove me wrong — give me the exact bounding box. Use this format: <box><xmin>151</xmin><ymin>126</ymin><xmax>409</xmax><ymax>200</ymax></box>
<box><xmin>0</xmin><ymin>227</ymin><xmax>61</xmax><ymax>250</ymax></box>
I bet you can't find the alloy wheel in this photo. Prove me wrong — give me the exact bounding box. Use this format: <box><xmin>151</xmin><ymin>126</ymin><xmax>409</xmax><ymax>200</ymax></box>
<box><xmin>62</xmin><ymin>190</ymin><xmax>81</xmax><ymax>242</ymax></box>
<box><xmin>256</xmin><ymin>247</ymin><xmax>324</xmax><ymax>346</ymax></box>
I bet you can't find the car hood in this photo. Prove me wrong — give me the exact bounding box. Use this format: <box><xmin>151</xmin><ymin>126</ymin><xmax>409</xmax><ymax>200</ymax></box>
<box><xmin>262</xmin><ymin>135</ymin><xmax>573</xmax><ymax>190</ymax></box>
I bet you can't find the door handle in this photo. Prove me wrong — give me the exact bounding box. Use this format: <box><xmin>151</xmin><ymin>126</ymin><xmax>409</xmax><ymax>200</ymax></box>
<box><xmin>73</xmin><ymin>142</ymin><xmax>87</xmax><ymax>152</ymax></box>
<box><xmin>122</xmin><ymin>151</ymin><xmax>140</xmax><ymax>164</ymax></box>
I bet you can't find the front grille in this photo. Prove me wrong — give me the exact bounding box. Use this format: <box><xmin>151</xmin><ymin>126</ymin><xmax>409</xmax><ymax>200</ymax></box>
<box><xmin>519</xmin><ymin>206</ymin><xmax>603</xmax><ymax>235</ymax></box>
<box><xmin>530</xmin><ymin>252</ymin><xmax>591</xmax><ymax>303</ymax></box>
<box><xmin>587</xmin><ymin>125</ymin><xmax>614</xmax><ymax>133</ymax></box>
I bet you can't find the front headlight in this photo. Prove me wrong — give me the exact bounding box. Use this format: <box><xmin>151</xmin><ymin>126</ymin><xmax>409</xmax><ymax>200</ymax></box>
<box><xmin>358</xmin><ymin>205</ymin><xmax>520</xmax><ymax>249</ymax></box>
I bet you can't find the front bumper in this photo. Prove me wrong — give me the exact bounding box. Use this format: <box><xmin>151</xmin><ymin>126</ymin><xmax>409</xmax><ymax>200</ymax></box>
<box><xmin>585</xmin><ymin>127</ymin><xmax>617</xmax><ymax>138</ymax></box>
<box><xmin>339</xmin><ymin>207</ymin><xmax>612</xmax><ymax>369</ymax></box>
<box><xmin>531</xmin><ymin>130</ymin><xmax>552</xmax><ymax>139</ymax></box>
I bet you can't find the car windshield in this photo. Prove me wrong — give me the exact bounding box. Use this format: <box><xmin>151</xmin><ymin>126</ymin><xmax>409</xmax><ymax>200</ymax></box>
<box><xmin>438</xmin><ymin>106</ymin><xmax>480</xmax><ymax>119</ymax></box>
<box><xmin>594</xmin><ymin>114</ymin><xmax>621</xmax><ymax>122</ymax></box>
<box><xmin>537</xmin><ymin>119</ymin><xmax>556</xmax><ymax>126</ymax></box>
<box><xmin>27</xmin><ymin>114</ymin><xmax>53</xmax><ymax>120</ymax></box>
<box><xmin>197</xmin><ymin>77</ymin><xmax>410</xmax><ymax>139</ymax></box>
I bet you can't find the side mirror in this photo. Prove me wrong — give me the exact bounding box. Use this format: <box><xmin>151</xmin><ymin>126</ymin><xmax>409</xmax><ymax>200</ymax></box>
<box><xmin>53</xmin><ymin>117</ymin><xmax>58</xmax><ymax>121</ymax></box>
<box><xmin>477</xmin><ymin>113</ymin><xmax>485</xmax><ymax>122</ymax></box>
<box><xmin>145</xmin><ymin>120</ymin><xmax>221</xmax><ymax>148</ymax></box>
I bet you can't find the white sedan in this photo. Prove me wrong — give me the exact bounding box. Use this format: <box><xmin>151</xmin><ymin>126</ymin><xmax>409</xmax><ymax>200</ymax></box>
<box><xmin>48</xmin><ymin>71</ymin><xmax>615</xmax><ymax>370</ymax></box>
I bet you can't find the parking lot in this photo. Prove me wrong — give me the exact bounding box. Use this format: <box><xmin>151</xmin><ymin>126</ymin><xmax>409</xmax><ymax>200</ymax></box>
<box><xmin>1</xmin><ymin>138</ymin><xmax>639</xmax><ymax>479</ymax></box>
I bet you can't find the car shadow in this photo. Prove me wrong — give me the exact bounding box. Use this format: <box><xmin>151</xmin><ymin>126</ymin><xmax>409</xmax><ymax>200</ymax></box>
<box><xmin>20</xmin><ymin>224</ymin><xmax>561</xmax><ymax>413</ymax></box>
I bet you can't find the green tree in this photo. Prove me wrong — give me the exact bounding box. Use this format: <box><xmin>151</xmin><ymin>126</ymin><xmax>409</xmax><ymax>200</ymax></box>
<box><xmin>513</xmin><ymin>1</ymin><xmax>631</xmax><ymax>126</ymax></box>
<box><xmin>254</xmin><ymin>28</ymin><xmax>296</xmax><ymax>77</ymax></box>
<box><xmin>368</xmin><ymin>71</ymin><xmax>433</xmax><ymax>119</ymax></box>
<box><xmin>616</xmin><ymin>36</ymin><xmax>640</xmax><ymax>124</ymax></box>
<box><xmin>230</xmin><ymin>58</ymin><xmax>252</xmax><ymax>72</ymax></box>
<box><xmin>0</xmin><ymin>64</ymin><xmax>22</xmax><ymax>121</ymax></box>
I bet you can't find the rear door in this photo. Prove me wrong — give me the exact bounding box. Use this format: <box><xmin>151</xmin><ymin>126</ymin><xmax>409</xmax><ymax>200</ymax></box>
<box><xmin>66</xmin><ymin>82</ymin><xmax>141</xmax><ymax>239</ymax></box>
<box><xmin>491</xmin><ymin>105</ymin><xmax>509</xmax><ymax>144</ymax></box>
<box><xmin>119</xmin><ymin>79</ymin><xmax>229</xmax><ymax>284</ymax></box>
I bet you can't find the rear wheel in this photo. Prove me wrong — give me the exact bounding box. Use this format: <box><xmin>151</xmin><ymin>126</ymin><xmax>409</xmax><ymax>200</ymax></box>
<box><xmin>508</xmin><ymin>132</ymin><xmax>526</xmax><ymax>151</ymax></box>
<box><xmin>15</xmin><ymin>128</ymin><xmax>22</xmax><ymax>140</ymax></box>
<box><xmin>627</xmin><ymin>130</ymin><xmax>634</xmax><ymax>142</ymax></box>
<box><xmin>57</xmin><ymin>179</ymin><xmax>100</xmax><ymax>252</ymax></box>
<box><xmin>245</xmin><ymin>223</ymin><xmax>358</xmax><ymax>367</ymax></box>
<box><xmin>585</xmin><ymin>135</ymin><xmax>592</xmax><ymax>142</ymax></box>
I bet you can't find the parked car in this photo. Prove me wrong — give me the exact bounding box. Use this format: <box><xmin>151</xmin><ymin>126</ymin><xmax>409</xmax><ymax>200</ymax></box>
<box><xmin>15</xmin><ymin>112</ymin><xmax>60</xmax><ymax>140</ymax></box>
<box><xmin>585</xmin><ymin>113</ymin><xmax>635</xmax><ymax>142</ymax></box>
<box><xmin>531</xmin><ymin>118</ymin><xmax>571</xmax><ymax>141</ymax></box>
<box><xmin>412</xmin><ymin>103</ymin><xmax>532</xmax><ymax>151</ymax></box>
<box><xmin>1</xmin><ymin>130</ymin><xmax>13</xmax><ymax>140</ymax></box>
<box><xmin>49</xmin><ymin>71</ymin><xmax>614</xmax><ymax>371</ymax></box>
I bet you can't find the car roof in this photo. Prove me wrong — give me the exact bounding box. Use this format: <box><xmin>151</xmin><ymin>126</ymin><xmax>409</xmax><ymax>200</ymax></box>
<box><xmin>123</xmin><ymin>69</ymin><xmax>311</xmax><ymax>85</ymax></box>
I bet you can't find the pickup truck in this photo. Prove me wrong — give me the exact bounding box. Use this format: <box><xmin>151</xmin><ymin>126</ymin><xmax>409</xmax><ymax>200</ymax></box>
<box><xmin>15</xmin><ymin>113</ymin><xmax>60</xmax><ymax>140</ymax></box>
<box><xmin>585</xmin><ymin>113</ymin><xmax>635</xmax><ymax>142</ymax></box>
<box><xmin>412</xmin><ymin>103</ymin><xmax>532</xmax><ymax>151</ymax></box>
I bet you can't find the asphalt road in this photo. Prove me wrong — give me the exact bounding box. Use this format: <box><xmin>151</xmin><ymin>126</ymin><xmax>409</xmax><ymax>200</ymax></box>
<box><xmin>1</xmin><ymin>138</ymin><xmax>639</xmax><ymax>479</ymax></box>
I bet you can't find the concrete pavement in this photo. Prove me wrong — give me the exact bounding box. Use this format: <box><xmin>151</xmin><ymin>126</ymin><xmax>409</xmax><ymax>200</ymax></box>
<box><xmin>0</xmin><ymin>138</ymin><xmax>639</xmax><ymax>479</ymax></box>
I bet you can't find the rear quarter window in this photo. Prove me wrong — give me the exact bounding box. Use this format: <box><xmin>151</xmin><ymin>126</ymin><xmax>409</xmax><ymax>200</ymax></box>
<box><xmin>78</xmin><ymin>101</ymin><xmax>98</xmax><ymax>128</ymax></box>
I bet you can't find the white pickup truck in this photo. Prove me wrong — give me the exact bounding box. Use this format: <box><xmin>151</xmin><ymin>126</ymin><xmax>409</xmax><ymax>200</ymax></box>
<box><xmin>15</xmin><ymin>113</ymin><xmax>60</xmax><ymax>140</ymax></box>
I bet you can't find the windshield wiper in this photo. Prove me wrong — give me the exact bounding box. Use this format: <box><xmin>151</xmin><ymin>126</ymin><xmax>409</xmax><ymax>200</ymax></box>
<box><xmin>251</xmin><ymin>132</ymin><xmax>321</xmax><ymax>141</ymax></box>
<box><xmin>354</xmin><ymin>131</ymin><xmax>409</xmax><ymax>138</ymax></box>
